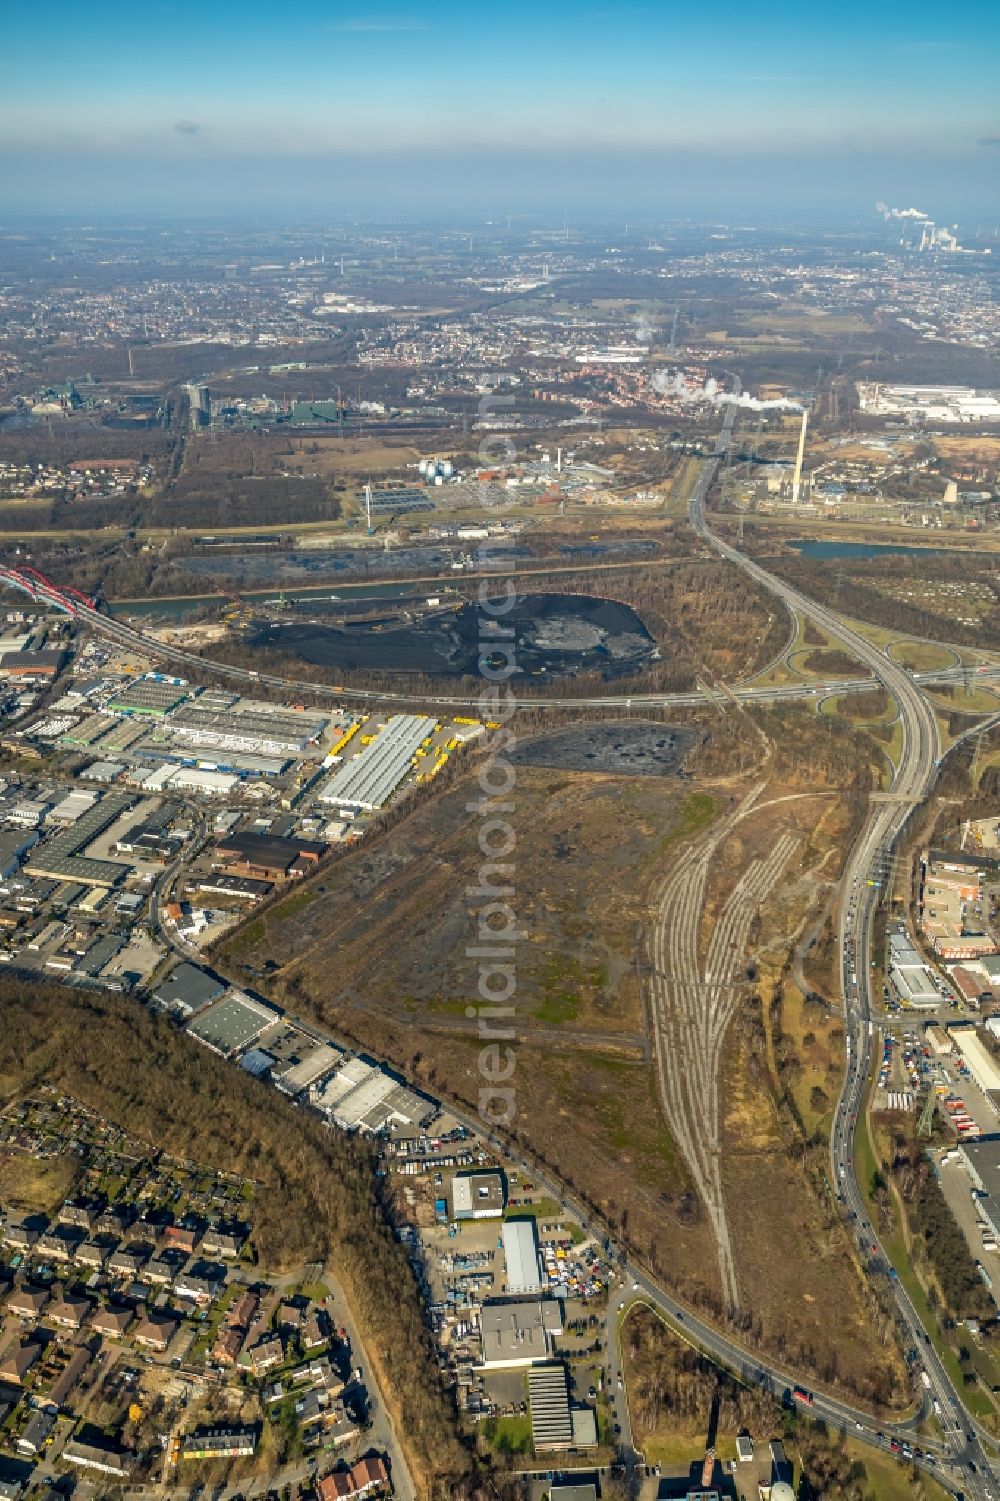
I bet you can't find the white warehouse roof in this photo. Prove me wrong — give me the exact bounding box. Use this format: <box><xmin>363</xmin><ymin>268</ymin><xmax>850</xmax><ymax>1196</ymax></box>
<box><xmin>503</xmin><ymin>1218</ymin><xmax>543</xmax><ymax>1295</ymax></box>
<box><xmin>319</xmin><ymin>714</ymin><xmax>436</xmax><ymax>811</ymax></box>
<box><xmin>169</xmin><ymin>767</ymin><xmax>239</xmax><ymax>796</ymax></box>
<box><xmin>949</xmin><ymin>1028</ymin><xmax>1000</xmax><ymax>1095</ymax></box>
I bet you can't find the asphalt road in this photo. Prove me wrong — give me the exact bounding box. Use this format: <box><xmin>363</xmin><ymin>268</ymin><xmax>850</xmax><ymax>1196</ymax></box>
<box><xmin>9</xmin><ymin>466</ymin><xmax>1000</xmax><ymax>1496</ymax></box>
<box><xmin>689</xmin><ymin>407</ymin><xmax>999</xmax><ymax>1501</ymax></box>
<box><xmin>2</xmin><ymin>563</ymin><xmax>997</xmax><ymax>716</ymax></box>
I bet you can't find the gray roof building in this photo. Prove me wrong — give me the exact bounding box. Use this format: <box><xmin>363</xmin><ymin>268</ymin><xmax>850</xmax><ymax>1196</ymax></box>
<box><xmin>151</xmin><ymin>963</ymin><xmax>225</xmax><ymax>1017</ymax></box>
<box><xmin>527</xmin><ymin>1363</ymin><xmax>572</xmax><ymax>1450</ymax></box>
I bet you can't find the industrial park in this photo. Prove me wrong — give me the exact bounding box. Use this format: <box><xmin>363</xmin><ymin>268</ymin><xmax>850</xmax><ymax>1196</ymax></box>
<box><xmin>1</xmin><ymin>171</ymin><xmax>1000</xmax><ymax>1501</ymax></box>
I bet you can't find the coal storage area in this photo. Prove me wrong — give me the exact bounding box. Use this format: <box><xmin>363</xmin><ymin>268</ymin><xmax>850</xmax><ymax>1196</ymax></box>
<box><xmin>247</xmin><ymin>592</ymin><xmax>658</xmax><ymax>682</ymax></box>
<box><xmin>511</xmin><ymin>722</ymin><xmax>696</xmax><ymax>775</ymax></box>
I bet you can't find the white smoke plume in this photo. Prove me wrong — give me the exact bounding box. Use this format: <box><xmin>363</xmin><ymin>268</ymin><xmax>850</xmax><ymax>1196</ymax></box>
<box><xmin>876</xmin><ymin>201</ymin><xmax>931</xmax><ymax>221</ymax></box>
<box><xmin>651</xmin><ymin>369</ymin><xmax>802</xmax><ymax>412</ymax></box>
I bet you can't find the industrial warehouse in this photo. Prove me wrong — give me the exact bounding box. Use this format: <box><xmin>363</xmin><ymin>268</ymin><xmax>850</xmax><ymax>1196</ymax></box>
<box><xmin>319</xmin><ymin>714</ymin><xmax>438</xmax><ymax>812</ymax></box>
<box><xmin>23</xmin><ymin>790</ymin><xmax>137</xmax><ymax>887</ymax></box>
<box><xmin>0</xmin><ymin>644</ymin><xmax>484</xmax><ymax>995</ymax></box>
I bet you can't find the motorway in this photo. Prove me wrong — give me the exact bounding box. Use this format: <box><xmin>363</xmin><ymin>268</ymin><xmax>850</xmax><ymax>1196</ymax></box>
<box><xmin>689</xmin><ymin>411</ymin><xmax>999</xmax><ymax>1500</ymax></box>
<box><xmin>5</xmin><ymin>496</ymin><xmax>1000</xmax><ymax>1494</ymax></box>
<box><xmin>1</xmin><ymin>564</ymin><xmax>996</xmax><ymax>717</ymax></box>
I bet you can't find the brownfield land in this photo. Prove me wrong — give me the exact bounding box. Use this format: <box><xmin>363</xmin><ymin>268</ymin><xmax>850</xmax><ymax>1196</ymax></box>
<box><xmin>186</xmin><ymin>429</ymin><xmax>426</xmax><ymax>482</ymax></box>
<box><xmin>216</xmin><ymin>704</ymin><xmax>906</xmax><ymax>1406</ymax></box>
<box><xmin>0</xmin><ymin>1147</ymin><xmax>80</xmax><ymax>1212</ymax></box>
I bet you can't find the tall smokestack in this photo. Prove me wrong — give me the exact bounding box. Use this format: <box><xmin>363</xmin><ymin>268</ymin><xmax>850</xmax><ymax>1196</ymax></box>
<box><xmin>792</xmin><ymin>408</ymin><xmax>808</xmax><ymax>503</ymax></box>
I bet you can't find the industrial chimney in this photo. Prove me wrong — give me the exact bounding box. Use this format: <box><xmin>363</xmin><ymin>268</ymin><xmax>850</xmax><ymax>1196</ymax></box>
<box><xmin>791</xmin><ymin>408</ymin><xmax>809</xmax><ymax>503</ymax></box>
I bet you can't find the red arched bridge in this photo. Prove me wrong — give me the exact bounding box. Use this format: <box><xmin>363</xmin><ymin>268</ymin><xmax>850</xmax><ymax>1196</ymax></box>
<box><xmin>0</xmin><ymin>564</ymin><xmax>98</xmax><ymax>617</ymax></box>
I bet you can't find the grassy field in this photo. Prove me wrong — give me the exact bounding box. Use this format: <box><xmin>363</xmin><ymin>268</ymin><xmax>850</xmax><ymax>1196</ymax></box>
<box><xmin>831</xmin><ymin>1440</ymin><xmax>951</xmax><ymax>1501</ymax></box>
<box><xmin>776</xmin><ymin>981</ymin><xmax>844</xmax><ymax>1139</ymax></box>
<box><xmin>926</xmin><ymin>683</ymin><xmax>1000</xmax><ymax>715</ymax></box>
<box><xmin>882</xmin><ymin>639</ymin><xmax>954</xmax><ymax>669</ymax></box>
<box><xmin>787</xmin><ymin>646</ymin><xmax>863</xmax><ymax>678</ymax></box>
<box><xmin>0</xmin><ymin>1150</ymin><xmax>80</xmax><ymax>1211</ymax></box>
<box><xmin>821</xmin><ymin>688</ymin><xmax>895</xmax><ymax>723</ymax></box>
<box><xmin>479</xmin><ymin>1413</ymin><xmax>532</xmax><ymax>1457</ymax></box>
<box><xmin>667</xmin><ymin>457</ymin><xmax>705</xmax><ymax>514</ymax></box>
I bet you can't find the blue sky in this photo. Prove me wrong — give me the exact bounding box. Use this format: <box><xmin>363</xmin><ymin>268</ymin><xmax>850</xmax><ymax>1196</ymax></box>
<box><xmin>1</xmin><ymin>0</ymin><xmax>998</xmax><ymax>216</ymax></box>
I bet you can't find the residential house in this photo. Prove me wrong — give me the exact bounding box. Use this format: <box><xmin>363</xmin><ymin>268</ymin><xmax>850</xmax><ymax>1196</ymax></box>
<box><xmin>317</xmin><ymin>1473</ymin><xmax>356</xmax><ymax>1501</ymax></box>
<box><xmin>57</xmin><ymin>1202</ymin><xmax>95</xmax><ymax>1233</ymax></box>
<box><xmin>227</xmin><ymin>1290</ymin><xmax>258</xmax><ymax>1328</ymax></box>
<box><xmin>248</xmin><ymin>1335</ymin><xmax>283</xmax><ymax>1376</ymax></box>
<box><xmin>75</xmin><ymin>1242</ymin><xmax>107</xmax><ymax>1270</ymax></box>
<box><xmin>145</xmin><ymin>1257</ymin><xmax>177</xmax><ymax>1286</ymax></box>
<box><xmin>212</xmin><ymin>1327</ymin><xmax>243</xmax><ymax>1366</ymax></box>
<box><xmin>7</xmin><ymin>1287</ymin><xmax>48</xmax><ymax>1320</ymax></box>
<box><xmin>133</xmin><ymin>1315</ymin><xmax>178</xmax><ymax>1352</ymax></box>
<box><xmin>164</xmin><ymin>1225</ymin><xmax>200</xmax><ymax>1255</ymax></box>
<box><xmin>174</xmin><ymin>1273</ymin><xmax>215</xmax><ymax>1306</ymax></box>
<box><xmin>0</xmin><ymin>1343</ymin><xmax>41</xmax><ymax>1385</ymax></box>
<box><xmin>302</xmin><ymin>1311</ymin><xmax>331</xmax><ymax>1349</ymax></box>
<box><xmin>94</xmin><ymin>1210</ymin><xmax>129</xmax><ymax>1238</ymax></box>
<box><xmin>47</xmin><ymin>1296</ymin><xmax>90</xmax><ymax>1331</ymax></box>
<box><xmin>35</xmin><ymin>1232</ymin><xmax>75</xmax><ymax>1263</ymax></box>
<box><xmin>352</xmin><ymin>1457</ymin><xmax>389</xmax><ymax>1495</ymax></box>
<box><xmin>2</xmin><ymin>1221</ymin><xmax>40</xmax><ymax>1253</ymax></box>
<box><xmin>17</xmin><ymin>1408</ymin><xmax>56</xmax><ymax>1455</ymax></box>
<box><xmin>64</xmin><ymin>1440</ymin><xmax>133</xmax><ymax>1477</ymax></box>
<box><xmin>324</xmin><ymin>1404</ymin><xmax>361</xmax><ymax>1450</ymax></box>
<box><xmin>181</xmin><ymin>1428</ymin><xmax>256</xmax><ymax>1460</ymax></box>
<box><xmin>107</xmin><ymin>1249</ymin><xmax>145</xmax><ymax>1278</ymax></box>
<box><xmin>201</xmin><ymin>1227</ymin><xmax>246</xmax><ymax>1258</ymax></box>
<box><xmin>91</xmin><ymin>1306</ymin><xmax>133</xmax><ymax>1339</ymax></box>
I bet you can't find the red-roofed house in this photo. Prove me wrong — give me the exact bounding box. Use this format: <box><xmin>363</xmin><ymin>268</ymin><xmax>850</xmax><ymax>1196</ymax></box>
<box><xmin>351</xmin><ymin>1456</ymin><xmax>388</xmax><ymax>1495</ymax></box>
<box><xmin>316</xmin><ymin>1471</ymin><xmax>355</xmax><ymax>1501</ymax></box>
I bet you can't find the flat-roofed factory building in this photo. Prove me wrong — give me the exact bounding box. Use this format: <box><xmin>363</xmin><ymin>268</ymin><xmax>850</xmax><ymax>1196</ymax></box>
<box><xmin>960</xmin><ymin>1138</ymin><xmax>1000</xmax><ymax>1239</ymax></box>
<box><xmin>502</xmin><ymin>1217</ymin><xmax>543</xmax><ymax>1295</ymax></box>
<box><xmin>108</xmin><ymin>677</ymin><xmax>189</xmax><ymax>716</ymax></box>
<box><xmin>310</xmin><ymin>1056</ymin><xmax>437</xmax><ymax>1133</ymax></box>
<box><xmin>186</xmin><ymin>991</ymin><xmax>280</xmax><ymax>1057</ymax></box>
<box><xmin>319</xmin><ymin>714</ymin><xmax>436</xmax><ymax>812</ymax></box>
<box><xmin>213</xmin><ymin>832</ymin><xmax>326</xmax><ymax>880</ymax></box>
<box><xmin>23</xmin><ymin>790</ymin><xmax>136</xmax><ymax>888</ymax></box>
<box><xmin>479</xmin><ymin>1297</ymin><xmax>563</xmax><ymax>1369</ymax></box>
<box><xmin>948</xmin><ymin>1025</ymin><xmax>1000</xmax><ymax>1101</ymax></box>
<box><xmin>166</xmin><ymin>699</ymin><xmax>328</xmax><ymax>758</ymax></box>
<box><xmin>151</xmin><ymin>963</ymin><xmax>226</xmax><ymax>1019</ymax></box>
<box><xmin>452</xmin><ymin>1170</ymin><xmax>505</xmax><ymax>1220</ymax></box>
